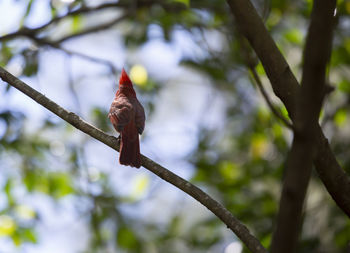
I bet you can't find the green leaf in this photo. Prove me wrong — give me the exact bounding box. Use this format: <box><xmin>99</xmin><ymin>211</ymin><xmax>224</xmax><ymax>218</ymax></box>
<box><xmin>284</xmin><ymin>28</ymin><xmax>303</xmax><ymax>45</ymax></box>
<box><xmin>0</xmin><ymin>215</ymin><xmax>16</xmax><ymax>236</ymax></box>
<box><xmin>22</xmin><ymin>228</ymin><xmax>37</xmax><ymax>243</ymax></box>
<box><xmin>219</xmin><ymin>161</ymin><xmax>240</xmax><ymax>181</ymax></box>
<box><xmin>20</xmin><ymin>0</ymin><xmax>35</xmax><ymax>27</ymax></box>
<box><xmin>22</xmin><ymin>49</ymin><xmax>39</xmax><ymax>77</ymax></box>
<box><xmin>280</xmin><ymin>106</ymin><xmax>289</xmax><ymax>119</ymax></box>
<box><xmin>91</xmin><ymin>107</ymin><xmax>110</xmax><ymax>132</ymax></box>
<box><xmin>266</xmin><ymin>8</ymin><xmax>282</xmax><ymax>28</ymax></box>
<box><xmin>72</xmin><ymin>15</ymin><xmax>82</xmax><ymax>33</ymax></box>
<box><xmin>12</xmin><ymin>232</ymin><xmax>21</xmax><ymax>246</ymax></box>
<box><xmin>168</xmin><ymin>216</ymin><xmax>181</xmax><ymax>236</ymax></box>
<box><xmin>23</xmin><ymin>170</ymin><xmax>73</xmax><ymax>198</ymax></box>
<box><xmin>256</xmin><ymin>62</ymin><xmax>266</xmax><ymax>75</ymax></box>
<box><xmin>4</xmin><ymin>178</ymin><xmax>15</xmax><ymax>207</ymax></box>
<box><xmin>48</xmin><ymin>172</ymin><xmax>74</xmax><ymax>198</ymax></box>
<box><xmin>334</xmin><ymin>109</ymin><xmax>347</xmax><ymax>127</ymax></box>
<box><xmin>116</xmin><ymin>226</ymin><xmax>139</xmax><ymax>250</ymax></box>
<box><xmin>338</xmin><ymin>80</ymin><xmax>350</xmax><ymax>93</ymax></box>
<box><xmin>172</xmin><ymin>0</ymin><xmax>190</xmax><ymax>7</ymax></box>
<box><xmin>0</xmin><ymin>43</ymin><xmax>14</xmax><ymax>67</ymax></box>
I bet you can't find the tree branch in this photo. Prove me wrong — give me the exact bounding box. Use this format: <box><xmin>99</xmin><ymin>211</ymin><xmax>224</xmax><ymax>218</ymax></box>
<box><xmin>226</xmin><ymin>0</ymin><xmax>350</xmax><ymax>218</ymax></box>
<box><xmin>237</xmin><ymin>35</ymin><xmax>294</xmax><ymax>130</ymax></box>
<box><xmin>271</xmin><ymin>1</ymin><xmax>336</xmax><ymax>251</ymax></box>
<box><xmin>0</xmin><ymin>2</ymin><xmax>123</xmax><ymax>42</ymax></box>
<box><xmin>0</xmin><ymin>66</ymin><xmax>267</xmax><ymax>253</ymax></box>
<box><xmin>20</xmin><ymin>35</ymin><xmax>118</xmax><ymax>75</ymax></box>
<box><xmin>250</xmin><ymin>66</ymin><xmax>294</xmax><ymax>130</ymax></box>
<box><xmin>0</xmin><ymin>0</ymin><xmax>186</xmax><ymax>43</ymax></box>
<box><xmin>56</xmin><ymin>13</ymin><xmax>129</xmax><ymax>43</ymax></box>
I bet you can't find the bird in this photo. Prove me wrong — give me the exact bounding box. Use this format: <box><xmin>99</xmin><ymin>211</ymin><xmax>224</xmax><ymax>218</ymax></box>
<box><xmin>108</xmin><ymin>68</ymin><xmax>145</xmax><ymax>168</ymax></box>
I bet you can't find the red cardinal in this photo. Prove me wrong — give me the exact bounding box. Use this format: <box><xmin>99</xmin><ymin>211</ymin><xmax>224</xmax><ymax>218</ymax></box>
<box><xmin>109</xmin><ymin>69</ymin><xmax>145</xmax><ymax>168</ymax></box>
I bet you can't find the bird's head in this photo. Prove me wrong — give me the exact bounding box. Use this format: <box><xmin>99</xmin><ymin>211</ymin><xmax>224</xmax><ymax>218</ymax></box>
<box><xmin>119</xmin><ymin>68</ymin><xmax>133</xmax><ymax>87</ymax></box>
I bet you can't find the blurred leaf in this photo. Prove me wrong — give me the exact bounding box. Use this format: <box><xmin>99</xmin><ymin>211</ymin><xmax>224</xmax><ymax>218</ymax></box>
<box><xmin>12</xmin><ymin>232</ymin><xmax>21</xmax><ymax>246</ymax></box>
<box><xmin>22</xmin><ymin>49</ymin><xmax>39</xmax><ymax>77</ymax></box>
<box><xmin>168</xmin><ymin>216</ymin><xmax>181</xmax><ymax>236</ymax></box>
<box><xmin>116</xmin><ymin>226</ymin><xmax>139</xmax><ymax>250</ymax></box>
<box><xmin>0</xmin><ymin>43</ymin><xmax>14</xmax><ymax>67</ymax></box>
<box><xmin>284</xmin><ymin>28</ymin><xmax>303</xmax><ymax>45</ymax></box>
<box><xmin>334</xmin><ymin>109</ymin><xmax>347</xmax><ymax>127</ymax></box>
<box><xmin>331</xmin><ymin>46</ymin><xmax>350</xmax><ymax>66</ymax></box>
<box><xmin>335</xmin><ymin>220</ymin><xmax>350</xmax><ymax>248</ymax></box>
<box><xmin>280</xmin><ymin>106</ymin><xmax>289</xmax><ymax>119</ymax></box>
<box><xmin>250</xmin><ymin>133</ymin><xmax>268</xmax><ymax>159</ymax></box>
<box><xmin>0</xmin><ymin>215</ymin><xmax>16</xmax><ymax>236</ymax></box>
<box><xmin>261</xmin><ymin>234</ymin><xmax>272</xmax><ymax>249</ymax></box>
<box><xmin>130</xmin><ymin>64</ymin><xmax>148</xmax><ymax>87</ymax></box>
<box><xmin>266</xmin><ymin>8</ymin><xmax>282</xmax><ymax>28</ymax></box>
<box><xmin>23</xmin><ymin>170</ymin><xmax>73</xmax><ymax>198</ymax></box>
<box><xmin>181</xmin><ymin>58</ymin><xmax>228</xmax><ymax>83</ymax></box>
<box><xmin>91</xmin><ymin>107</ymin><xmax>110</xmax><ymax>132</ymax></box>
<box><xmin>272</xmin><ymin>124</ymin><xmax>283</xmax><ymax>138</ymax></box>
<box><xmin>130</xmin><ymin>174</ymin><xmax>149</xmax><ymax>199</ymax></box>
<box><xmin>48</xmin><ymin>172</ymin><xmax>74</xmax><ymax>198</ymax></box>
<box><xmin>338</xmin><ymin>79</ymin><xmax>350</xmax><ymax>93</ymax></box>
<box><xmin>15</xmin><ymin>205</ymin><xmax>36</xmax><ymax>220</ymax></box>
<box><xmin>172</xmin><ymin>0</ymin><xmax>190</xmax><ymax>7</ymax></box>
<box><xmin>256</xmin><ymin>62</ymin><xmax>266</xmax><ymax>76</ymax></box>
<box><xmin>20</xmin><ymin>0</ymin><xmax>35</xmax><ymax>27</ymax></box>
<box><xmin>219</xmin><ymin>161</ymin><xmax>240</xmax><ymax>181</ymax></box>
<box><xmin>22</xmin><ymin>228</ymin><xmax>37</xmax><ymax>243</ymax></box>
<box><xmin>4</xmin><ymin>178</ymin><xmax>15</xmax><ymax>207</ymax></box>
<box><xmin>346</xmin><ymin>1</ymin><xmax>350</xmax><ymax>14</ymax></box>
<box><xmin>71</xmin><ymin>15</ymin><xmax>82</xmax><ymax>33</ymax></box>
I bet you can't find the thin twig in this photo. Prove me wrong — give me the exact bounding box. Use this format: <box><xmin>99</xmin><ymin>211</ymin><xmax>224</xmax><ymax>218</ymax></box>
<box><xmin>64</xmin><ymin>55</ymin><xmax>81</xmax><ymax>111</ymax></box>
<box><xmin>0</xmin><ymin>2</ymin><xmax>126</xmax><ymax>42</ymax></box>
<box><xmin>57</xmin><ymin>46</ymin><xmax>118</xmax><ymax>76</ymax></box>
<box><xmin>0</xmin><ymin>66</ymin><xmax>268</xmax><ymax>253</ymax></box>
<box><xmin>250</xmin><ymin>67</ymin><xmax>294</xmax><ymax>130</ymax></box>
<box><xmin>0</xmin><ymin>0</ymin><xmax>185</xmax><ymax>42</ymax></box>
<box><xmin>56</xmin><ymin>13</ymin><xmax>129</xmax><ymax>43</ymax></box>
<box><xmin>26</xmin><ymin>36</ymin><xmax>118</xmax><ymax>75</ymax></box>
<box><xmin>235</xmin><ymin>32</ymin><xmax>294</xmax><ymax>130</ymax></box>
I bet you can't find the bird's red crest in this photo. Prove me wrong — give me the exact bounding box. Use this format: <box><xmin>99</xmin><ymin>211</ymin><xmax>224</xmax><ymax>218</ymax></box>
<box><xmin>119</xmin><ymin>68</ymin><xmax>132</xmax><ymax>85</ymax></box>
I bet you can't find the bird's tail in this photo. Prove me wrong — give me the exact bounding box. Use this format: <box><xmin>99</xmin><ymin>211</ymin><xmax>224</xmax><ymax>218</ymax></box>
<box><xmin>119</xmin><ymin>120</ymin><xmax>141</xmax><ymax>168</ymax></box>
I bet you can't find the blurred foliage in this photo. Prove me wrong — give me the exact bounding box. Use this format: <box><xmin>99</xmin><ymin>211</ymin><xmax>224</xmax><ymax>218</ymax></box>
<box><xmin>0</xmin><ymin>0</ymin><xmax>350</xmax><ymax>252</ymax></box>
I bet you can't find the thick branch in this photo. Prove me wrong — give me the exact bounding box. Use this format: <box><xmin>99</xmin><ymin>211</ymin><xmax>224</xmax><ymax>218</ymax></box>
<box><xmin>226</xmin><ymin>0</ymin><xmax>350</xmax><ymax>218</ymax></box>
<box><xmin>271</xmin><ymin>1</ymin><xmax>336</xmax><ymax>251</ymax></box>
<box><xmin>0</xmin><ymin>66</ymin><xmax>267</xmax><ymax>253</ymax></box>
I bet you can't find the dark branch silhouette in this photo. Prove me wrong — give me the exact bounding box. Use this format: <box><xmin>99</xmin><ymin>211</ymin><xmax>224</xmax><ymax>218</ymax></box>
<box><xmin>226</xmin><ymin>0</ymin><xmax>350</xmax><ymax>219</ymax></box>
<box><xmin>0</xmin><ymin>66</ymin><xmax>268</xmax><ymax>253</ymax></box>
<box><xmin>271</xmin><ymin>1</ymin><xmax>336</xmax><ymax>251</ymax></box>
